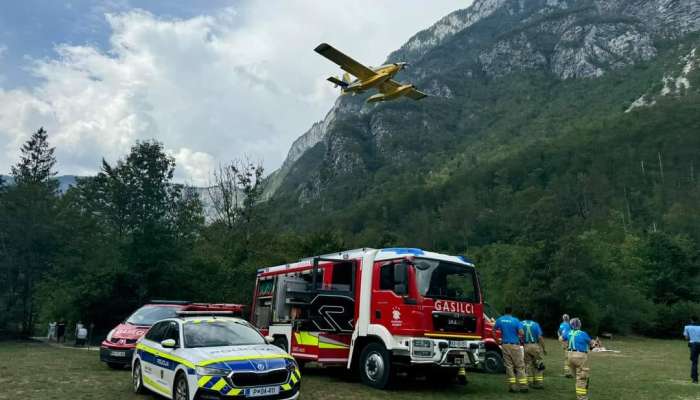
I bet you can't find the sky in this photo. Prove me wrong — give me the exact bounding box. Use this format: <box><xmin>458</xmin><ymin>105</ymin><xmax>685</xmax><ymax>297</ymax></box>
<box><xmin>0</xmin><ymin>0</ymin><xmax>470</xmax><ymax>185</ymax></box>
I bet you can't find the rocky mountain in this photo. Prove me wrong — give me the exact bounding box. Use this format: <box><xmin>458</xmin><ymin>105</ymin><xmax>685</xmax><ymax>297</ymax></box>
<box><xmin>268</xmin><ymin>0</ymin><xmax>700</xmax><ymax>212</ymax></box>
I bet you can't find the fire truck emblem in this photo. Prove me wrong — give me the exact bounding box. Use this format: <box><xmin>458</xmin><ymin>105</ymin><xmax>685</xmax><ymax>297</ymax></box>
<box><xmin>392</xmin><ymin>309</ymin><xmax>401</xmax><ymax>321</ymax></box>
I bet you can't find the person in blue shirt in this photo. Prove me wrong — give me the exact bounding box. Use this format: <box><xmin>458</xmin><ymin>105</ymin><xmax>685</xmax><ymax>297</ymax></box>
<box><xmin>562</xmin><ymin>318</ymin><xmax>594</xmax><ymax>400</ymax></box>
<box><xmin>558</xmin><ymin>314</ymin><xmax>572</xmax><ymax>377</ymax></box>
<box><xmin>494</xmin><ymin>306</ymin><xmax>527</xmax><ymax>393</ymax></box>
<box><xmin>522</xmin><ymin>313</ymin><xmax>546</xmax><ymax>389</ymax></box>
<box><xmin>683</xmin><ymin>316</ymin><xmax>700</xmax><ymax>384</ymax></box>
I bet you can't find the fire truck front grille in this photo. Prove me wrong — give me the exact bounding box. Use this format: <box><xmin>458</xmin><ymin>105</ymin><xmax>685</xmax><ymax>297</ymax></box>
<box><xmin>432</xmin><ymin>312</ymin><xmax>477</xmax><ymax>333</ymax></box>
<box><xmin>229</xmin><ymin>369</ymin><xmax>289</xmax><ymax>387</ymax></box>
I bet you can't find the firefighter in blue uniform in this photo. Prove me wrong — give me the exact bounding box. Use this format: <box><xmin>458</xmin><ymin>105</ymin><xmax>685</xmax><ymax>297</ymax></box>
<box><xmin>494</xmin><ymin>306</ymin><xmax>528</xmax><ymax>393</ymax></box>
<box><xmin>558</xmin><ymin>313</ymin><xmax>572</xmax><ymax>377</ymax></box>
<box><xmin>684</xmin><ymin>315</ymin><xmax>700</xmax><ymax>384</ymax></box>
<box><xmin>522</xmin><ymin>313</ymin><xmax>546</xmax><ymax>389</ymax></box>
<box><xmin>563</xmin><ymin>318</ymin><xmax>594</xmax><ymax>400</ymax></box>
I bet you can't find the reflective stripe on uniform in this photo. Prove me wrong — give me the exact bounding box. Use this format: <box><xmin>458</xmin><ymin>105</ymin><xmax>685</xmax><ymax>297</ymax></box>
<box><xmin>568</xmin><ymin>330</ymin><xmax>580</xmax><ymax>351</ymax></box>
<box><xmin>523</xmin><ymin>321</ymin><xmax>535</xmax><ymax>343</ymax></box>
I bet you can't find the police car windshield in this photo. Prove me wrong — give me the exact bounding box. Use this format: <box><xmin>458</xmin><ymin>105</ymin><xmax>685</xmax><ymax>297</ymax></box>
<box><xmin>126</xmin><ymin>305</ymin><xmax>179</xmax><ymax>326</ymax></box>
<box><xmin>414</xmin><ymin>259</ymin><xmax>479</xmax><ymax>303</ymax></box>
<box><xmin>184</xmin><ymin>321</ymin><xmax>265</xmax><ymax>348</ymax></box>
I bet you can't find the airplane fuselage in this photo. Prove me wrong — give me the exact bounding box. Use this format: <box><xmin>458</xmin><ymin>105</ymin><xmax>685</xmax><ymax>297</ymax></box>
<box><xmin>344</xmin><ymin>64</ymin><xmax>404</xmax><ymax>93</ymax></box>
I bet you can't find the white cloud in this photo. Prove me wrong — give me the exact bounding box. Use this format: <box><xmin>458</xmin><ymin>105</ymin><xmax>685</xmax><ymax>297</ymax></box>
<box><xmin>0</xmin><ymin>1</ymin><xmax>469</xmax><ymax>185</ymax></box>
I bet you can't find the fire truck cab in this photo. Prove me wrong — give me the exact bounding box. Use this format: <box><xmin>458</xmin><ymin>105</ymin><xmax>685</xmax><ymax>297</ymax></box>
<box><xmin>250</xmin><ymin>248</ymin><xmax>485</xmax><ymax>388</ymax></box>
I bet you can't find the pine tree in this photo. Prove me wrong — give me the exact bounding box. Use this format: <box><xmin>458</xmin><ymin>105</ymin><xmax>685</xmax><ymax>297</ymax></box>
<box><xmin>11</xmin><ymin>127</ymin><xmax>57</xmax><ymax>185</ymax></box>
<box><xmin>0</xmin><ymin>127</ymin><xmax>59</xmax><ymax>336</ymax></box>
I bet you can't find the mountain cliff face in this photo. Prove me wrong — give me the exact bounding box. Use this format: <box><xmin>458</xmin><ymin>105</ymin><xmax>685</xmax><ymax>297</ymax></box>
<box><xmin>269</xmin><ymin>0</ymin><xmax>700</xmax><ymax>209</ymax></box>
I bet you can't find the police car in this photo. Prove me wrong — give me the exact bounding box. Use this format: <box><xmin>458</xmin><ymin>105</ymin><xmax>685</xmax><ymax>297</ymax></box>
<box><xmin>131</xmin><ymin>314</ymin><xmax>300</xmax><ymax>400</ymax></box>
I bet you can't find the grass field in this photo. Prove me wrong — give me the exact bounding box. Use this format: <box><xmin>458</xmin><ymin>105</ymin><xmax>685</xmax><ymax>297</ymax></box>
<box><xmin>1</xmin><ymin>338</ymin><xmax>697</xmax><ymax>400</ymax></box>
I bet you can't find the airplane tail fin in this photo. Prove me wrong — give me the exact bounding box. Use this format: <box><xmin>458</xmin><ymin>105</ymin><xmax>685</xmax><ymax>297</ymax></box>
<box><xmin>327</xmin><ymin>76</ymin><xmax>349</xmax><ymax>88</ymax></box>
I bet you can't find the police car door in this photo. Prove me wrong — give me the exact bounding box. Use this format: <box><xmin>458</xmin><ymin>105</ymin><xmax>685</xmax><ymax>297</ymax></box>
<box><xmin>158</xmin><ymin>321</ymin><xmax>182</xmax><ymax>391</ymax></box>
<box><xmin>141</xmin><ymin>321</ymin><xmax>169</xmax><ymax>393</ymax></box>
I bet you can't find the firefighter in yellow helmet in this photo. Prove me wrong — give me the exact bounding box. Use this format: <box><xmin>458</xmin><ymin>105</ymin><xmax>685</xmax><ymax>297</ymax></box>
<box><xmin>563</xmin><ymin>317</ymin><xmax>595</xmax><ymax>400</ymax></box>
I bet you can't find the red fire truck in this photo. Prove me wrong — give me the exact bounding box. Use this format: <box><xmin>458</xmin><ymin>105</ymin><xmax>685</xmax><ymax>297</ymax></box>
<box><xmin>250</xmin><ymin>248</ymin><xmax>486</xmax><ymax>388</ymax></box>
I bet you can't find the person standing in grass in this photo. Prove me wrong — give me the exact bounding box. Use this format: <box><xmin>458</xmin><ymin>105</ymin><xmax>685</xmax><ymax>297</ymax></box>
<box><xmin>684</xmin><ymin>316</ymin><xmax>700</xmax><ymax>384</ymax></box>
<box><xmin>563</xmin><ymin>318</ymin><xmax>594</xmax><ymax>400</ymax></box>
<box><xmin>522</xmin><ymin>313</ymin><xmax>546</xmax><ymax>389</ymax></box>
<box><xmin>558</xmin><ymin>313</ymin><xmax>572</xmax><ymax>377</ymax></box>
<box><xmin>494</xmin><ymin>306</ymin><xmax>528</xmax><ymax>393</ymax></box>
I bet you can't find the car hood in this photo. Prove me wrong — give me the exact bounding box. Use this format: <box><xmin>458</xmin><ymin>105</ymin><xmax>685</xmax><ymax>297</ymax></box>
<box><xmin>112</xmin><ymin>323</ymin><xmax>149</xmax><ymax>340</ymax></box>
<box><xmin>186</xmin><ymin>344</ymin><xmax>291</xmax><ymax>371</ymax></box>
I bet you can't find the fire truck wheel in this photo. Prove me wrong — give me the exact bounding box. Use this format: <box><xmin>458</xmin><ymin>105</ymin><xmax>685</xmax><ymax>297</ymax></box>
<box><xmin>359</xmin><ymin>342</ymin><xmax>393</xmax><ymax>389</ymax></box>
<box><xmin>484</xmin><ymin>349</ymin><xmax>505</xmax><ymax>374</ymax></box>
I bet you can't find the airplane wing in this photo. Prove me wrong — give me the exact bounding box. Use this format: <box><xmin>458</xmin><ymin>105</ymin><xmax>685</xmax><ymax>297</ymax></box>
<box><xmin>314</xmin><ymin>43</ymin><xmax>376</xmax><ymax>81</ymax></box>
<box><xmin>379</xmin><ymin>80</ymin><xmax>428</xmax><ymax>101</ymax></box>
<box><xmin>405</xmin><ymin>87</ymin><xmax>428</xmax><ymax>100</ymax></box>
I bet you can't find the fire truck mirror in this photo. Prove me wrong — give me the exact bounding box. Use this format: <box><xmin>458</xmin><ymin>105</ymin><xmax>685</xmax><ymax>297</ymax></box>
<box><xmin>394</xmin><ymin>261</ymin><xmax>409</xmax><ymax>296</ymax></box>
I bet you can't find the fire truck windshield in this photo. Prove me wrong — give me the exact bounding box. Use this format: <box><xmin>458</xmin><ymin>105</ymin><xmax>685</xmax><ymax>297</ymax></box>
<box><xmin>414</xmin><ymin>259</ymin><xmax>479</xmax><ymax>303</ymax></box>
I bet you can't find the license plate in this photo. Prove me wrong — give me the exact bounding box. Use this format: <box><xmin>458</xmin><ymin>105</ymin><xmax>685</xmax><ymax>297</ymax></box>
<box><xmin>245</xmin><ymin>386</ymin><xmax>280</xmax><ymax>397</ymax></box>
<box><xmin>449</xmin><ymin>340</ymin><xmax>469</xmax><ymax>348</ymax></box>
<box><xmin>110</xmin><ymin>351</ymin><xmax>126</xmax><ymax>357</ymax></box>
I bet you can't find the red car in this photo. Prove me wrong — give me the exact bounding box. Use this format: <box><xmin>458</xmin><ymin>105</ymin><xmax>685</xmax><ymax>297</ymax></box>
<box><xmin>99</xmin><ymin>300</ymin><xmax>244</xmax><ymax>369</ymax></box>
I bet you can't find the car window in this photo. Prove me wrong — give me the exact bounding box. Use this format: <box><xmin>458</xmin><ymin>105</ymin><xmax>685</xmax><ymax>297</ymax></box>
<box><xmin>126</xmin><ymin>305</ymin><xmax>179</xmax><ymax>326</ymax></box>
<box><xmin>145</xmin><ymin>321</ymin><xmax>169</xmax><ymax>342</ymax></box>
<box><xmin>163</xmin><ymin>321</ymin><xmax>180</xmax><ymax>345</ymax></box>
<box><xmin>379</xmin><ymin>263</ymin><xmax>396</xmax><ymax>291</ymax></box>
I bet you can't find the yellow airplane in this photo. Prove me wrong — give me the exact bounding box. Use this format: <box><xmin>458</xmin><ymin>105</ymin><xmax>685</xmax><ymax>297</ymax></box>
<box><xmin>314</xmin><ymin>43</ymin><xmax>427</xmax><ymax>103</ymax></box>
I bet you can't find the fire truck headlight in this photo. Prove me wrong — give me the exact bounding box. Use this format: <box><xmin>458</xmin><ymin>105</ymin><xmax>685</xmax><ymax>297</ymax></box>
<box><xmin>196</xmin><ymin>366</ymin><xmax>230</xmax><ymax>376</ymax></box>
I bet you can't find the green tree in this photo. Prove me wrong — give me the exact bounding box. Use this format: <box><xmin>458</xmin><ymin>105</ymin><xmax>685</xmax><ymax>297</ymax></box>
<box><xmin>0</xmin><ymin>128</ymin><xmax>59</xmax><ymax>336</ymax></box>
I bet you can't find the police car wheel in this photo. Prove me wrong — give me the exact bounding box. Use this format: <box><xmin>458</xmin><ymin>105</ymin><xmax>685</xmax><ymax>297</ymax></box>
<box><xmin>132</xmin><ymin>361</ymin><xmax>146</xmax><ymax>394</ymax></box>
<box><xmin>359</xmin><ymin>342</ymin><xmax>392</xmax><ymax>389</ymax></box>
<box><xmin>174</xmin><ymin>372</ymin><xmax>189</xmax><ymax>400</ymax></box>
